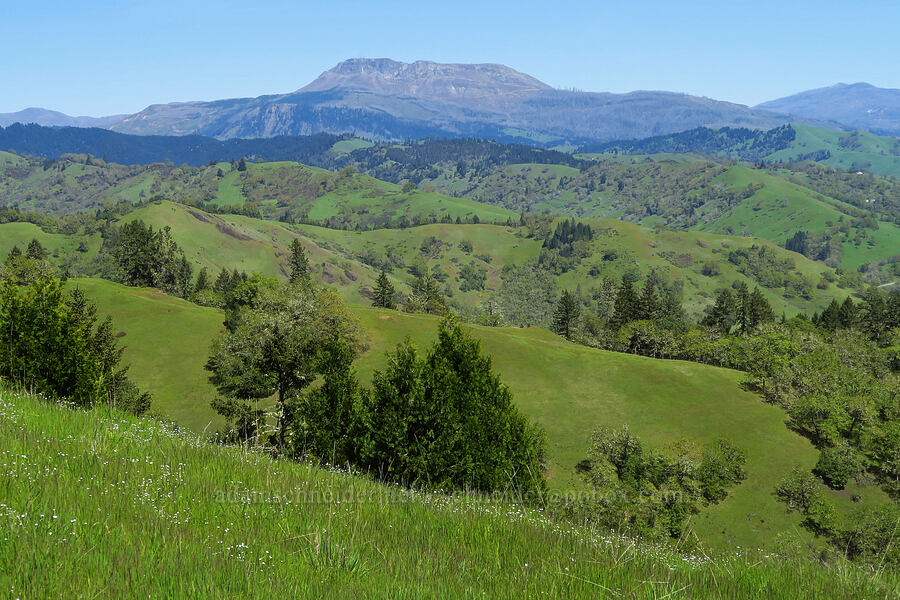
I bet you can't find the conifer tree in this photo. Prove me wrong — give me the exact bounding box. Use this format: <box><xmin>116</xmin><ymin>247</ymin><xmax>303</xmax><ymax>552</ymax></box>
<box><xmin>26</xmin><ymin>238</ymin><xmax>46</xmax><ymax>260</ymax></box>
<box><xmin>194</xmin><ymin>267</ymin><xmax>210</xmax><ymax>294</ymax></box>
<box><xmin>287</xmin><ymin>238</ymin><xmax>310</xmax><ymax>283</ymax></box>
<box><xmin>611</xmin><ymin>275</ymin><xmax>640</xmax><ymax>328</ymax></box>
<box><xmin>552</xmin><ymin>290</ymin><xmax>580</xmax><ymax>340</ymax></box>
<box><xmin>838</xmin><ymin>296</ymin><xmax>859</xmax><ymax>328</ymax></box>
<box><xmin>372</xmin><ymin>270</ymin><xmax>396</xmax><ymax>309</ymax></box>
<box><xmin>638</xmin><ymin>279</ymin><xmax>661</xmax><ymax>321</ymax></box>
<box><xmin>819</xmin><ymin>299</ymin><xmax>842</xmax><ymax>330</ymax></box>
<box><xmin>704</xmin><ymin>289</ymin><xmax>737</xmax><ymax>334</ymax></box>
<box><xmin>745</xmin><ymin>287</ymin><xmax>775</xmax><ymax>331</ymax></box>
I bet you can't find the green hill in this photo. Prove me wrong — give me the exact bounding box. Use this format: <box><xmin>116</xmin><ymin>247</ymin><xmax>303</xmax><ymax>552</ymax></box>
<box><xmin>70</xmin><ymin>278</ymin><xmax>889</xmax><ymax>554</ymax></box>
<box><xmin>0</xmin><ymin>151</ymin><xmax>513</xmax><ymax>228</ymax></box>
<box><xmin>0</xmin><ymin>199</ymin><xmax>850</xmax><ymax>317</ymax></box>
<box><xmin>580</xmin><ymin>124</ymin><xmax>900</xmax><ymax>178</ymax></box>
<box><xmin>4</xmin><ymin>385</ymin><xmax>892</xmax><ymax>599</ymax></box>
<box><xmin>767</xmin><ymin>124</ymin><xmax>900</xmax><ymax>178</ymax></box>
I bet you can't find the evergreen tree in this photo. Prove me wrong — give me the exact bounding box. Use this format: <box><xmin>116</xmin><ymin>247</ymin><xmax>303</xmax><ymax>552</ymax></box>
<box><xmin>860</xmin><ymin>287</ymin><xmax>888</xmax><ymax>343</ymax></box>
<box><xmin>838</xmin><ymin>296</ymin><xmax>859</xmax><ymax>329</ymax></box>
<box><xmin>194</xmin><ymin>267</ymin><xmax>210</xmax><ymax>294</ymax></box>
<box><xmin>638</xmin><ymin>279</ymin><xmax>661</xmax><ymax>321</ymax></box>
<box><xmin>819</xmin><ymin>299</ymin><xmax>842</xmax><ymax>331</ymax></box>
<box><xmin>743</xmin><ymin>286</ymin><xmax>774</xmax><ymax>332</ymax></box>
<box><xmin>704</xmin><ymin>289</ymin><xmax>737</xmax><ymax>335</ymax></box>
<box><xmin>360</xmin><ymin>317</ymin><xmax>547</xmax><ymax>496</ymax></box>
<box><xmin>7</xmin><ymin>245</ymin><xmax>21</xmax><ymax>261</ymax></box>
<box><xmin>213</xmin><ymin>268</ymin><xmax>232</xmax><ymax>295</ymax></box>
<box><xmin>552</xmin><ymin>290</ymin><xmax>580</xmax><ymax>340</ymax></box>
<box><xmin>26</xmin><ymin>238</ymin><xmax>46</xmax><ymax>260</ymax></box>
<box><xmin>287</xmin><ymin>238</ymin><xmax>310</xmax><ymax>283</ymax></box>
<box><xmin>734</xmin><ymin>282</ymin><xmax>751</xmax><ymax>333</ymax></box>
<box><xmin>206</xmin><ymin>282</ymin><xmax>362</xmax><ymax>452</ymax></box>
<box><xmin>0</xmin><ymin>277</ymin><xmax>149</xmax><ymax>413</ymax></box>
<box><xmin>611</xmin><ymin>275</ymin><xmax>640</xmax><ymax>328</ymax></box>
<box><xmin>372</xmin><ymin>270</ymin><xmax>396</xmax><ymax>309</ymax></box>
<box><xmin>407</xmin><ymin>272</ymin><xmax>447</xmax><ymax>315</ymax></box>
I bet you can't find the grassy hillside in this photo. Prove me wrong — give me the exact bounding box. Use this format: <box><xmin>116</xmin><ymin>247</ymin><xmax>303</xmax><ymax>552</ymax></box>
<box><xmin>582</xmin><ymin>124</ymin><xmax>900</xmax><ymax>178</ymax></box>
<box><xmin>0</xmin><ymin>151</ymin><xmax>513</xmax><ymax>228</ymax></box>
<box><xmin>767</xmin><ymin>124</ymin><xmax>900</xmax><ymax>178</ymax></box>
<box><xmin>0</xmin><ymin>199</ymin><xmax>849</xmax><ymax>317</ymax></box>
<box><xmin>13</xmin><ymin>199</ymin><xmax>852</xmax><ymax>316</ymax></box>
<box><xmin>72</xmin><ymin>278</ymin><xmax>889</xmax><ymax>553</ymax></box>
<box><xmin>422</xmin><ymin>158</ymin><xmax>899</xmax><ymax>279</ymax></box>
<box><xmin>4</xmin><ymin>387</ymin><xmax>893</xmax><ymax>599</ymax></box>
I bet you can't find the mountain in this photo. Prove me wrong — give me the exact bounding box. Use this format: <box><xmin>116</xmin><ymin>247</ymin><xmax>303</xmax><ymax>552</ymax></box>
<box><xmin>105</xmin><ymin>59</ymin><xmax>813</xmax><ymax>144</ymax></box>
<box><xmin>757</xmin><ymin>83</ymin><xmax>900</xmax><ymax>136</ymax></box>
<box><xmin>0</xmin><ymin>107</ymin><xmax>124</xmax><ymax>128</ymax></box>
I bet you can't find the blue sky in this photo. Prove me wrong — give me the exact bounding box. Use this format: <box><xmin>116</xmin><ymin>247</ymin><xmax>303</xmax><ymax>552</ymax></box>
<box><xmin>2</xmin><ymin>0</ymin><xmax>897</xmax><ymax>116</ymax></box>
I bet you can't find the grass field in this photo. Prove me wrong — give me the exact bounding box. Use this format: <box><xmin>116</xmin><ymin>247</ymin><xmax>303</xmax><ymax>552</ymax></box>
<box><xmin>4</xmin><ymin>386</ymin><xmax>895</xmax><ymax>599</ymax></box>
<box><xmin>767</xmin><ymin>125</ymin><xmax>900</xmax><ymax>178</ymax></box>
<box><xmin>0</xmin><ymin>199</ymin><xmax>849</xmax><ymax>318</ymax></box>
<box><xmin>72</xmin><ymin>278</ymin><xmax>889</xmax><ymax>553</ymax></box>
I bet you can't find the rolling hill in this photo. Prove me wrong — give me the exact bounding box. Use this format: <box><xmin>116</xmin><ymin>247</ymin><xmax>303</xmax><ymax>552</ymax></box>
<box><xmin>0</xmin><ymin>199</ymin><xmax>851</xmax><ymax>319</ymax></box>
<box><xmin>0</xmin><ymin>150</ymin><xmax>512</xmax><ymax>227</ymax></box>
<box><xmin>581</xmin><ymin>124</ymin><xmax>900</xmax><ymax>178</ymax></box>
<box><xmin>56</xmin><ymin>278</ymin><xmax>889</xmax><ymax>556</ymax></box>
<box><xmin>5</xmin><ymin>382</ymin><xmax>892</xmax><ymax>598</ymax></box>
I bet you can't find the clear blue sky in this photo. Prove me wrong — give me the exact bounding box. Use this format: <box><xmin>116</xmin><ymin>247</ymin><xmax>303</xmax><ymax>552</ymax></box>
<box><xmin>2</xmin><ymin>0</ymin><xmax>897</xmax><ymax>116</ymax></box>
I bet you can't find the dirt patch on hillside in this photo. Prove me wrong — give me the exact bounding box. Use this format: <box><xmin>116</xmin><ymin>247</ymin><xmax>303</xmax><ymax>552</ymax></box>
<box><xmin>187</xmin><ymin>209</ymin><xmax>213</xmax><ymax>224</ymax></box>
<box><xmin>216</xmin><ymin>222</ymin><xmax>254</xmax><ymax>241</ymax></box>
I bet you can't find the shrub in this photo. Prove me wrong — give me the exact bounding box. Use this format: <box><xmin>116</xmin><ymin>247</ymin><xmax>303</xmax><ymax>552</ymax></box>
<box><xmin>813</xmin><ymin>444</ymin><xmax>861</xmax><ymax>489</ymax></box>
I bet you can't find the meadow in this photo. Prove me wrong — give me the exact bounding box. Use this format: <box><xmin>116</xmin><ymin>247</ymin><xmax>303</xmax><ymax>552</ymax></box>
<box><xmin>2</xmin><ymin>385</ymin><xmax>896</xmax><ymax>599</ymax></box>
<box><xmin>68</xmin><ymin>278</ymin><xmax>890</xmax><ymax>554</ymax></box>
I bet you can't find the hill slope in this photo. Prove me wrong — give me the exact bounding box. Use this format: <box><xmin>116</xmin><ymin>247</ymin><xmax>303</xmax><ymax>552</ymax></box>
<box><xmin>582</xmin><ymin>124</ymin><xmax>900</xmax><ymax>178</ymax></box>
<box><xmin>4</xmin><ymin>385</ymin><xmax>892</xmax><ymax>598</ymax></box>
<box><xmin>67</xmin><ymin>278</ymin><xmax>888</xmax><ymax>553</ymax></box>
<box><xmin>0</xmin><ymin>199</ymin><xmax>849</xmax><ymax>317</ymax></box>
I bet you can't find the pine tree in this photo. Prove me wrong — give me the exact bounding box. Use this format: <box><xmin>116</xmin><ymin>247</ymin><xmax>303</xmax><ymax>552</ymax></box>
<box><xmin>194</xmin><ymin>267</ymin><xmax>210</xmax><ymax>294</ymax></box>
<box><xmin>838</xmin><ymin>297</ymin><xmax>858</xmax><ymax>328</ymax></box>
<box><xmin>26</xmin><ymin>238</ymin><xmax>46</xmax><ymax>260</ymax></box>
<box><xmin>372</xmin><ymin>270</ymin><xmax>396</xmax><ymax>309</ymax></box>
<box><xmin>552</xmin><ymin>290</ymin><xmax>580</xmax><ymax>340</ymax></box>
<box><xmin>6</xmin><ymin>245</ymin><xmax>21</xmax><ymax>261</ymax></box>
<box><xmin>703</xmin><ymin>289</ymin><xmax>737</xmax><ymax>335</ymax></box>
<box><xmin>287</xmin><ymin>238</ymin><xmax>310</xmax><ymax>283</ymax></box>
<box><xmin>819</xmin><ymin>299</ymin><xmax>842</xmax><ymax>330</ymax></box>
<box><xmin>745</xmin><ymin>287</ymin><xmax>775</xmax><ymax>331</ymax></box>
<box><xmin>611</xmin><ymin>275</ymin><xmax>640</xmax><ymax>328</ymax></box>
<box><xmin>638</xmin><ymin>279</ymin><xmax>661</xmax><ymax>321</ymax></box>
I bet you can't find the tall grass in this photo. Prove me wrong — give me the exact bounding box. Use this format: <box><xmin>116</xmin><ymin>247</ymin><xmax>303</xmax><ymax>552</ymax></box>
<box><xmin>0</xmin><ymin>386</ymin><xmax>896</xmax><ymax>599</ymax></box>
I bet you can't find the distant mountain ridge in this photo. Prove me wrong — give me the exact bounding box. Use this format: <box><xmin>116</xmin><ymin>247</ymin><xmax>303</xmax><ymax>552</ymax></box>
<box><xmin>756</xmin><ymin>83</ymin><xmax>900</xmax><ymax>136</ymax></box>
<box><xmin>106</xmin><ymin>59</ymin><xmax>810</xmax><ymax>143</ymax></box>
<box><xmin>0</xmin><ymin>107</ymin><xmax>124</xmax><ymax>129</ymax></box>
<box><xmin>2</xmin><ymin>59</ymin><xmax>827</xmax><ymax>145</ymax></box>
<box><xmin>298</xmin><ymin>58</ymin><xmax>552</xmax><ymax>101</ymax></box>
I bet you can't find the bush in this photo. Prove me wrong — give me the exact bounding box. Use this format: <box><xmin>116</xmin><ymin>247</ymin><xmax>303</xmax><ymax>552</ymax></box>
<box><xmin>571</xmin><ymin>426</ymin><xmax>746</xmax><ymax>539</ymax></box>
<box><xmin>814</xmin><ymin>444</ymin><xmax>861</xmax><ymax>489</ymax></box>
